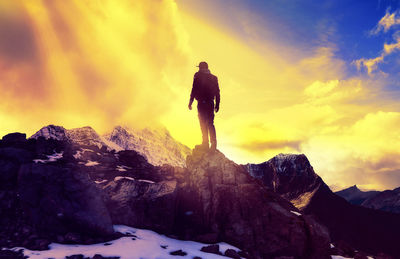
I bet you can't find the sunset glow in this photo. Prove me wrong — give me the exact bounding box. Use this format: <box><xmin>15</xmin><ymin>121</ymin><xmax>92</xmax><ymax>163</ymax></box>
<box><xmin>1</xmin><ymin>0</ymin><xmax>400</xmax><ymax>191</ymax></box>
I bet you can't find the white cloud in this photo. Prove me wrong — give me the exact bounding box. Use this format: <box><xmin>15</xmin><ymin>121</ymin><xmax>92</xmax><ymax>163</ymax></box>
<box><xmin>370</xmin><ymin>10</ymin><xmax>400</xmax><ymax>35</ymax></box>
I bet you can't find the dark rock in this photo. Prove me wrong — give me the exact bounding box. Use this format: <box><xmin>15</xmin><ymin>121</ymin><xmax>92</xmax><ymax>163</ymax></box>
<box><xmin>65</xmin><ymin>233</ymin><xmax>82</xmax><ymax>243</ymax></box>
<box><xmin>361</xmin><ymin>187</ymin><xmax>400</xmax><ymax>214</ymax></box>
<box><xmin>247</xmin><ymin>153</ymin><xmax>400</xmax><ymax>258</ymax></box>
<box><xmin>175</xmin><ymin>147</ymin><xmax>331</xmax><ymax>259</ymax></box>
<box><xmin>169</xmin><ymin>250</ymin><xmax>187</xmax><ymax>256</ymax></box>
<box><xmin>224</xmin><ymin>249</ymin><xmax>241</xmax><ymax>258</ymax></box>
<box><xmin>102</xmin><ymin>178</ymin><xmax>177</xmax><ymax>234</ymax></box>
<box><xmin>92</xmin><ymin>254</ymin><xmax>120</xmax><ymax>259</ymax></box>
<box><xmin>66</xmin><ymin>255</ymin><xmax>89</xmax><ymax>259</ymax></box>
<box><xmin>200</xmin><ymin>244</ymin><xmax>220</xmax><ymax>255</ymax></box>
<box><xmin>0</xmin><ymin>248</ymin><xmax>25</xmax><ymax>258</ymax></box>
<box><xmin>18</xmin><ymin>163</ymin><xmax>114</xmax><ymax>237</ymax></box>
<box><xmin>1</xmin><ymin>133</ymin><xmax>26</xmax><ymax>144</ymax></box>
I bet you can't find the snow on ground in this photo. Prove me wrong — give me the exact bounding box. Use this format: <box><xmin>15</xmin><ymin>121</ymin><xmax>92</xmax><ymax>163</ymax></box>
<box><xmin>9</xmin><ymin>225</ymin><xmax>241</xmax><ymax>259</ymax></box>
<box><xmin>331</xmin><ymin>256</ymin><xmax>353</xmax><ymax>259</ymax></box>
<box><xmin>138</xmin><ymin>179</ymin><xmax>155</xmax><ymax>184</ymax></box>
<box><xmin>114</xmin><ymin>176</ymin><xmax>135</xmax><ymax>181</ymax></box>
<box><xmin>33</xmin><ymin>152</ymin><xmax>64</xmax><ymax>163</ymax></box>
<box><xmin>290</xmin><ymin>211</ymin><xmax>301</xmax><ymax>216</ymax></box>
<box><xmin>85</xmin><ymin>160</ymin><xmax>100</xmax><ymax>166</ymax></box>
<box><xmin>116</xmin><ymin>165</ymin><xmax>131</xmax><ymax>172</ymax></box>
<box><xmin>94</xmin><ymin>180</ymin><xmax>108</xmax><ymax>184</ymax></box>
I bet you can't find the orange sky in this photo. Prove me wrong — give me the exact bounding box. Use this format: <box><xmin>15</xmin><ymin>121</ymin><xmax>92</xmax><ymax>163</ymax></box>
<box><xmin>1</xmin><ymin>0</ymin><xmax>400</xmax><ymax>191</ymax></box>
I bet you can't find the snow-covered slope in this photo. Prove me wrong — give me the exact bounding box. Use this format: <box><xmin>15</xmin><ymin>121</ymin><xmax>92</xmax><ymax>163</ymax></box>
<box><xmin>104</xmin><ymin>126</ymin><xmax>191</xmax><ymax>167</ymax></box>
<box><xmin>31</xmin><ymin>125</ymin><xmax>113</xmax><ymax>150</ymax></box>
<box><xmin>31</xmin><ymin>125</ymin><xmax>191</xmax><ymax>167</ymax></box>
<box><xmin>8</xmin><ymin>225</ymin><xmax>241</xmax><ymax>259</ymax></box>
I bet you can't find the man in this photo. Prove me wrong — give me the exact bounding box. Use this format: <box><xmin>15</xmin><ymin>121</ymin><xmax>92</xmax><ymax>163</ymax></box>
<box><xmin>188</xmin><ymin>61</ymin><xmax>220</xmax><ymax>150</ymax></box>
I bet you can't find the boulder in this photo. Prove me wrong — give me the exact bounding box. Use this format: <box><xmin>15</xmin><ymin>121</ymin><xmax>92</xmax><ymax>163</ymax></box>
<box><xmin>18</xmin><ymin>163</ymin><xmax>114</xmax><ymax>237</ymax></box>
<box><xmin>101</xmin><ymin>178</ymin><xmax>178</xmax><ymax>233</ymax></box>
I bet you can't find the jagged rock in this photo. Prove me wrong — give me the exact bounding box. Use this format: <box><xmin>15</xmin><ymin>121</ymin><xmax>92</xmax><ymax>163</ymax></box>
<box><xmin>224</xmin><ymin>249</ymin><xmax>241</xmax><ymax>259</ymax></box>
<box><xmin>247</xmin><ymin>153</ymin><xmax>400</xmax><ymax>258</ymax></box>
<box><xmin>18</xmin><ymin>163</ymin><xmax>114</xmax><ymax>237</ymax></box>
<box><xmin>169</xmin><ymin>249</ymin><xmax>187</xmax><ymax>256</ymax></box>
<box><xmin>200</xmin><ymin>244</ymin><xmax>221</xmax><ymax>255</ymax></box>
<box><xmin>175</xmin><ymin>147</ymin><xmax>330</xmax><ymax>259</ymax></box>
<box><xmin>102</xmin><ymin>178</ymin><xmax>178</xmax><ymax>233</ymax></box>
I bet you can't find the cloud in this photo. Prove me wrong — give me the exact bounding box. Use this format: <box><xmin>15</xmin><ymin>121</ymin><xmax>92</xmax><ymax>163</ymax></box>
<box><xmin>0</xmin><ymin>0</ymin><xmax>192</xmax><ymax>135</ymax></box>
<box><xmin>238</xmin><ymin>140</ymin><xmax>302</xmax><ymax>153</ymax></box>
<box><xmin>354</xmin><ymin>34</ymin><xmax>400</xmax><ymax>75</ymax></box>
<box><xmin>370</xmin><ymin>9</ymin><xmax>400</xmax><ymax>35</ymax></box>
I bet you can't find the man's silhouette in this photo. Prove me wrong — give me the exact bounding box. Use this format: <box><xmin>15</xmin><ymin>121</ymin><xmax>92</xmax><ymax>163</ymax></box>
<box><xmin>188</xmin><ymin>61</ymin><xmax>220</xmax><ymax>150</ymax></box>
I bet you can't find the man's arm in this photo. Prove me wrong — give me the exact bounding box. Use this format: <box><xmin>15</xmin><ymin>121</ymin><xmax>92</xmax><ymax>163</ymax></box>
<box><xmin>188</xmin><ymin>73</ymin><xmax>198</xmax><ymax>110</ymax></box>
<box><xmin>214</xmin><ymin>76</ymin><xmax>220</xmax><ymax>112</ymax></box>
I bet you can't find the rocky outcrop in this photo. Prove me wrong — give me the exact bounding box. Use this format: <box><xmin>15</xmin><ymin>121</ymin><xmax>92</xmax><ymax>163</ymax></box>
<box><xmin>247</xmin><ymin>153</ymin><xmax>400</xmax><ymax>258</ymax></box>
<box><xmin>174</xmin><ymin>147</ymin><xmax>330</xmax><ymax>259</ymax></box>
<box><xmin>101</xmin><ymin>178</ymin><xmax>178</xmax><ymax>234</ymax></box>
<box><xmin>335</xmin><ymin>185</ymin><xmax>379</xmax><ymax>205</ymax></box>
<box><xmin>18</xmin><ymin>163</ymin><xmax>114</xmax><ymax>236</ymax></box>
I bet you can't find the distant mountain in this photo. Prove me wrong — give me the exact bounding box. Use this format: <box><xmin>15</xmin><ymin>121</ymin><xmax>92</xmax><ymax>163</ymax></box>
<box><xmin>104</xmin><ymin>126</ymin><xmax>191</xmax><ymax>167</ymax></box>
<box><xmin>361</xmin><ymin>187</ymin><xmax>400</xmax><ymax>214</ymax></box>
<box><xmin>31</xmin><ymin>125</ymin><xmax>191</xmax><ymax>167</ymax></box>
<box><xmin>246</xmin><ymin>153</ymin><xmax>400</xmax><ymax>258</ymax></box>
<box><xmin>335</xmin><ymin>185</ymin><xmax>379</xmax><ymax>205</ymax></box>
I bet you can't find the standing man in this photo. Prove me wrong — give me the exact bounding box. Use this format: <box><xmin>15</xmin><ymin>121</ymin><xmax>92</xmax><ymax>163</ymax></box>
<box><xmin>188</xmin><ymin>61</ymin><xmax>220</xmax><ymax>150</ymax></box>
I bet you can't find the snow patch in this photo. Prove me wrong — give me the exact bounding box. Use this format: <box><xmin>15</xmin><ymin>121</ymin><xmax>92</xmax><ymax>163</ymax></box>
<box><xmin>95</xmin><ymin>180</ymin><xmax>108</xmax><ymax>184</ymax></box>
<box><xmin>85</xmin><ymin>160</ymin><xmax>99</xmax><ymax>166</ymax></box>
<box><xmin>116</xmin><ymin>165</ymin><xmax>131</xmax><ymax>172</ymax></box>
<box><xmin>114</xmin><ymin>176</ymin><xmax>135</xmax><ymax>182</ymax></box>
<box><xmin>290</xmin><ymin>211</ymin><xmax>301</xmax><ymax>216</ymax></box>
<box><xmin>8</xmin><ymin>225</ymin><xmax>241</xmax><ymax>259</ymax></box>
<box><xmin>138</xmin><ymin>179</ymin><xmax>155</xmax><ymax>184</ymax></box>
<box><xmin>33</xmin><ymin>152</ymin><xmax>63</xmax><ymax>163</ymax></box>
<box><xmin>330</xmin><ymin>243</ymin><xmax>335</xmax><ymax>248</ymax></box>
<box><xmin>331</xmin><ymin>256</ymin><xmax>353</xmax><ymax>259</ymax></box>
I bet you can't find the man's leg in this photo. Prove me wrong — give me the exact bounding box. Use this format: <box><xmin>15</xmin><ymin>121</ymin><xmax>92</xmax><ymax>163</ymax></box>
<box><xmin>198</xmin><ymin>110</ymin><xmax>209</xmax><ymax>147</ymax></box>
<box><xmin>208</xmin><ymin>112</ymin><xmax>217</xmax><ymax>150</ymax></box>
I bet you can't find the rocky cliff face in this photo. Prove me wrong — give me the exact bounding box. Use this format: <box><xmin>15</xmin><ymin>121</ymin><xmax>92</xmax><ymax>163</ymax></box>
<box><xmin>175</xmin><ymin>147</ymin><xmax>330</xmax><ymax>259</ymax></box>
<box><xmin>247</xmin><ymin>153</ymin><xmax>400</xmax><ymax>258</ymax></box>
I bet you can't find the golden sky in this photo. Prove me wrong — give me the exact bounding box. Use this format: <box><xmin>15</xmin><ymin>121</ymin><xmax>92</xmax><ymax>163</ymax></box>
<box><xmin>1</xmin><ymin>0</ymin><xmax>400</xmax><ymax>191</ymax></box>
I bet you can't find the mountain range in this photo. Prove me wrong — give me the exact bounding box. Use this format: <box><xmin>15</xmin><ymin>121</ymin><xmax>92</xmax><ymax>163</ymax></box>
<box><xmin>335</xmin><ymin>185</ymin><xmax>400</xmax><ymax>214</ymax></box>
<box><xmin>1</xmin><ymin>124</ymin><xmax>399</xmax><ymax>258</ymax></box>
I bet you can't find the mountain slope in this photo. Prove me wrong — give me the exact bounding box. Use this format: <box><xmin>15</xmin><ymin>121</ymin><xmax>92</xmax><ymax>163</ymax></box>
<box><xmin>31</xmin><ymin>125</ymin><xmax>191</xmax><ymax>167</ymax></box>
<box><xmin>361</xmin><ymin>187</ymin><xmax>400</xmax><ymax>213</ymax></box>
<box><xmin>335</xmin><ymin>185</ymin><xmax>379</xmax><ymax>205</ymax></box>
<box><xmin>104</xmin><ymin>126</ymin><xmax>191</xmax><ymax>167</ymax></box>
<box><xmin>247</xmin><ymin>153</ymin><xmax>400</xmax><ymax>258</ymax></box>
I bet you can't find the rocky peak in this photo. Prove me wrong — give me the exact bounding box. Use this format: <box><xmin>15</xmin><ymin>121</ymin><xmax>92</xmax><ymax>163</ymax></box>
<box><xmin>105</xmin><ymin>125</ymin><xmax>191</xmax><ymax>167</ymax></box>
<box><xmin>30</xmin><ymin>125</ymin><xmax>68</xmax><ymax>141</ymax></box>
<box><xmin>246</xmin><ymin>153</ymin><xmax>321</xmax><ymax>201</ymax></box>
<box><xmin>178</xmin><ymin>146</ymin><xmax>330</xmax><ymax>258</ymax></box>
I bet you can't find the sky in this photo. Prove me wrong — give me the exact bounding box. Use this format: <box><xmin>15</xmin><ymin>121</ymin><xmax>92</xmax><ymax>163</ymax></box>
<box><xmin>1</xmin><ymin>0</ymin><xmax>400</xmax><ymax>191</ymax></box>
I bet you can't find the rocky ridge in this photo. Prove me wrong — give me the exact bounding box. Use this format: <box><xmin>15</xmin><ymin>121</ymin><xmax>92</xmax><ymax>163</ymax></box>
<box><xmin>247</xmin><ymin>154</ymin><xmax>400</xmax><ymax>258</ymax></box>
<box><xmin>0</xmin><ymin>131</ymin><xmax>333</xmax><ymax>259</ymax></box>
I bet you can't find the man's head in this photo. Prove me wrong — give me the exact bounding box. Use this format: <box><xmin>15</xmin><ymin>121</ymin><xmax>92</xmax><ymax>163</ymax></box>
<box><xmin>197</xmin><ymin>61</ymin><xmax>208</xmax><ymax>70</ymax></box>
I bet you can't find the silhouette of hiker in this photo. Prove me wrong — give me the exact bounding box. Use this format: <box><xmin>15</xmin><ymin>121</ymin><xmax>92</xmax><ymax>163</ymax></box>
<box><xmin>188</xmin><ymin>61</ymin><xmax>220</xmax><ymax>150</ymax></box>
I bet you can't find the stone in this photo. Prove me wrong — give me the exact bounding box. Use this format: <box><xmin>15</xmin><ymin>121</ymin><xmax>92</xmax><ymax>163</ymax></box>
<box><xmin>18</xmin><ymin>163</ymin><xmax>114</xmax><ymax>237</ymax></box>
<box><xmin>200</xmin><ymin>244</ymin><xmax>221</xmax><ymax>255</ymax></box>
